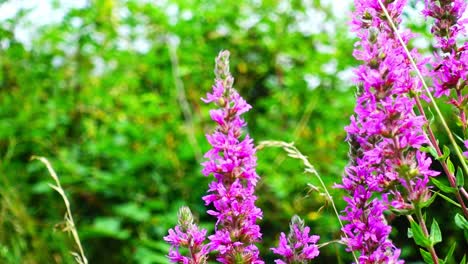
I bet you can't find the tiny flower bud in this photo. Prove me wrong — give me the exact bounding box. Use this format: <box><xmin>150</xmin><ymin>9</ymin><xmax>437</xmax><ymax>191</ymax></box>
<box><xmin>217</xmin><ymin>97</ymin><xmax>226</xmax><ymax>107</ymax></box>
<box><xmin>378</xmin><ymin>51</ymin><xmax>386</xmax><ymax>60</ymax></box>
<box><xmin>178</xmin><ymin>206</ymin><xmax>194</xmax><ymax>231</ymax></box>
<box><xmin>362</xmin><ymin>10</ymin><xmax>372</xmax><ymax>21</ymax></box>
<box><xmin>369</xmin><ymin>58</ymin><xmax>379</xmax><ymax>69</ymax></box>
<box><xmin>368</xmin><ymin>27</ymin><xmax>379</xmax><ymax>43</ymax></box>
<box><xmin>408</xmin><ymin>168</ymin><xmax>419</xmax><ymax>179</ymax></box>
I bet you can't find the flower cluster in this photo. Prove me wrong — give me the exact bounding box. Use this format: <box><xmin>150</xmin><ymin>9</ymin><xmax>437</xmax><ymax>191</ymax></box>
<box><xmin>423</xmin><ymin>0</ymin><xmax>468</xmax><ymax>127</ymax></box>
<box><xmin>164</xmin><ymin>206</ymin><xmax>209</xmax><ymax>264</ymax></box>
<box><xmin>165</xmin><ymin>51</ymin><xmax>264</xmax><ymax>263</ymax></box>
<box><xmin>201</xmin><ymin>51</ymin><xmax>263</xmax><ymax>264</ymax></box>
<box><xmin>423</xmin><ymin>0</ymin><xmax>467</xmax><ymax>51</ymax></box>
<box><xmin>271</xmin><ymin>215</ymin><xmax>320</xmax><ymax>264</ymax></box>
<box><xmin>340</xmin><ymin>0</ymin><xmax>438</xmax><ymax>262</ymax></box>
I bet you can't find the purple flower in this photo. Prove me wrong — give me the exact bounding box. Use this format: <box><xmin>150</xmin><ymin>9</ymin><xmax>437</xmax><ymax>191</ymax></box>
<box><xmin>271</xmin><ymin>215</ymin><xmax>320</xmax><ymax>264</ymax></box>
<box><xmin>340</xmin><ymin>0</ymin><xmax>439</xmax><ymax>262</ymax></box>
<box><xmin>423</xmin><ymin>0</ymin><xmax>467</xmax><ymax>51</ymax></box>
<box><xmin>165</xmin><ymin>51</ymin><xmax>263</xmax><ymax>263</ymax></box>
<box><xmin>423</xmin><ymin>0</ymin><xmax>468</xmax><ymax>128</ymax></box>
<box><xmin>164</xmin><ymin>206</ymin><xmax>209</xmax><ymax>264</ymax></box>
<box><xmin>201</xmin><ymin>50</ymin><xmax>264</xmax><ymax>264</ymax></box>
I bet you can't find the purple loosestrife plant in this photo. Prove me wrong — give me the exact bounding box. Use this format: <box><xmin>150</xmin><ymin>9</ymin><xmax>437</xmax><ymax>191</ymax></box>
<box><xmin>423</xmin><ymin>0</ymin><xmax>468</xmax><ymax>129</ymax></box>
<box><xmin>340</xmin><ymin>0</ymin><xmax>439</xmax><ymax>262</ymax></box>
<box><xmin>165</xmin><ymin>51</ymin><xmax>263</xmax><ymax>263</ymax></box>
<box><xmin>271</xmin><ymin>215</ymin><xmax>320</xmax><ymax>264</ymax></box>
<box><xmin>164</xmin><ymin>206</ymin><xmax>209</xmax><ymax>264</ymax></box>
<box><xmin>201</xmin><ymin>50</ymin><xmax>263</xmax><ymax>264</ymax></box>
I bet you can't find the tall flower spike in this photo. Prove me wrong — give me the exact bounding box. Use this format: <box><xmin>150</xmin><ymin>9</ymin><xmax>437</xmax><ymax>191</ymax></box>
<box><xmin>340</xmin><ymin>0</ymin><xmax>438</xmax><ymax>262</ymax></box>
<box><xmin>201</xmin><ymin>50</ymin><xmax>264</xmax><ymax>264</ymax></box>
<box><xmin>271</xmin><ymin>215</ymin><xmax>320</xmax><ymax>264</ymax></box>
<box><xmin>423</xmin><ymin>0</ymin><xmax>468</xmax><ymax>129</ymax></box>
<box><xmin>164</xmin><ymin>206</ymin><xmax>209</xmax><ymax>264</ymax></box>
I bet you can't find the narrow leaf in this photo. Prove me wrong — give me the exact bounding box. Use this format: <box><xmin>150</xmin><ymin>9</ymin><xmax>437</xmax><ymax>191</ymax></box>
<box><xmin>431</xmin><ymin>178</ymin><xmax>458</xmax><ymax>194</ymax></box>
<box><xmin>410</xmin><ymin>220</ymin><xmax>431</xmax><ymax>248</ymax></box>
<box><xmin>420</xmin><ymin>248</ymin><xmax>434</xmax><ymax>264</ymax></box>
<box><xmin>420</xmin><ymin>193</ymin><xmax>437</xmax><ymax>208</ymax></box>
<box><xmin>447</xmin><ymin>158</ymin><xmax>455</xmax><ymax>175</ymax></box>
<box><xmin>456</xmin><ymin>168</ymin><xmax>465</xmax><ymax>188</ymax></box>
<box><xmin>421</xmin><ymin>146</ymin><xmax>438</xmax><ymax>159</ymax></box>
<box><xmin>444</xmin><ymin>242</ymin><xmax>456</xmax><ymax>263</ymax></box>
<box><xmin>455</xmin><ymin>213</ymin><xmax>468</xmax><ymax>230</ymax></box>
<box><xmin>430</xmin><ymin>219</ymin><xmax>442</xmax><ymax>245</ymax></box>
<box><xmin>434</xmin><ymin>192</ymin><xmax>461</xmax><ymax>208</ymax></box>
<box><xmin>441</xmin><ymin>145</ymin><xmax>451</xmax><ymax>160</ymax></box>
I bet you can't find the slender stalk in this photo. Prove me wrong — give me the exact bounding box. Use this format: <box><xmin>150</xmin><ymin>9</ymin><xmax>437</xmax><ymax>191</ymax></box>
<box><xmin>32</xmin><ymin>156</ymin><xmax>88</xmax><ymax>264</ymax></box>
<box><xmin>318</xmin><ymin>239</ymin><xmax>342</xmax><ymax>249</ymax></box>
<box><xmin>415</xmin><ymin>207</ymin><xmax>440</xmax><ymax>264</ymax></box>
<box><xmin>257</xmin><ymin>140</ymin><xmax>359</xmax><ymax>264</ymax></box>
<box><xmin>377</xmin><ymin>0</ymin><xmax>468</xmax><ymax>218</ymax></box>
<box><xmin>455</xmin><ymin>89</ymin><xmax>467</xmax><ymax>133</ymax></box>
<box><xmin>403</xmin><ymin>176</ymin><xmax>440</xmax><ymax>264</ymax></box>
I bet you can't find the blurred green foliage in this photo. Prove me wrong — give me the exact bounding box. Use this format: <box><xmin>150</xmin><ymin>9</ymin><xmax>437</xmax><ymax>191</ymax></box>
<box><xmin>0</xmin><ymin>0</ymin><xmax>465</xmax><ymax>263</ymax></box>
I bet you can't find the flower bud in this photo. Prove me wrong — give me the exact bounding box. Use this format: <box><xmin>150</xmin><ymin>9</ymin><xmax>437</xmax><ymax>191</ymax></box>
<box><xmin>217</xmin><ymin>97</ymin><xmax>226</xmax><ymax>107</ymax></box>
<box><xmin>368</xmin><ymin>27</ymin><xmax>379</xmax><ymax>43</ymax></box>
<box><xmin>178</xmin><ymin>206</ymin><xmax>194</xmax><ymax>231</ymax></box>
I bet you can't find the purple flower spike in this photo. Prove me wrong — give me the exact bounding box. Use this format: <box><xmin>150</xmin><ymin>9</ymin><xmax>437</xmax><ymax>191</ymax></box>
<box><xmin>164</xmin><ymin>206</ymin><xmax>209</xmax><ymax>264</ymax></box>
<box><xmin>340</xmin><ymin>0</ymin><xmax>439</xmax><ymax>262</ymax></box>
<box><xmin>423</xmin><ymin>0</ymin><xmax>468</xmax><ymax>128</ymax></box>
<box><xmin>202</xmin><ymin>50</ymin><xmax>264</xmax><ymax>264</ymax></box>
<box><xmin>271</xmin><ymin>215</ymin><xmax>320</xmax><ymax>264</ymax></box>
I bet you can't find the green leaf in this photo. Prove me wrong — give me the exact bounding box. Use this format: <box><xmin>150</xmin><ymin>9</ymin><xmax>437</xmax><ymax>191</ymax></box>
<box><xmin>410</xmin><ymin>220</ymin><xmax>431</xmax><ymax>248</ymax></box>
<box><xmin>430</xmin><ymin>147</ymin><xmax>439</xmax><ymax>159</ymax></box>
<box><xmin>444</xmin><ymin>242</ymin><xmax>456</xmax><ymax>263</ymax></box>
<box><xmin>434</xmin><ymin>192</ymin><xmax>461</xmax><ymax>208</ymax></box>
<box><xmin>461</xmin><ymin>255</ymin><xmax>466</xmax><ymax>264</ymax></box>
<box><xmin>421</xmin><ymin>145</ymin><xmax>438</xmax><ymax>158</ymax></box>
<box><xmin>429</xmin><ymin>219</ymin><xmax>442</xmax><ymax>245</ymax></box>
<box><xmin>420</xmin><ymin>193</ymin><xmax>437</xmax><ymax>209</ymax></box>
<box><xmin>456</xmin><ymin>168</ymin><xmax>465</xmax><ymax>188</ymax></box>
<box><xmin>440</xmin><ymin>145</ymin><xmax>451</xmax><ymax>161</ymax></box>
<box><xmin>420</xmin><ymin>248</ymin><xmax>434</xmax><ymax>264</ymax></box>
<box><xmin>431</xmin><ymin>178</ymin><xmax>458</xmax><ymax>194</ymax></box>
<box><xmin>427</xmin><ymin>106</ymin><xmax>436</xmax><ymax>126</ymax></box>
<box><xmin>455</xmin><ymin>213</ymin><xmax>468</xmax><ymax>230</ymax></box>
<box><xmin>447</xmin><ymin>158</ymin><xmax>455</xmax><ymax>175</ymax></box>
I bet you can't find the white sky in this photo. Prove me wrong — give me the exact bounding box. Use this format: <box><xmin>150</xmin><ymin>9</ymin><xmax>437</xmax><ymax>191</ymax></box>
<box><xmin>0</xmin><ymin>0</ymin><xmax>466</xmax><ymax>49</ymax></box>
<box><xmin>0</xmin><ymin>0</ymin><xmax>352</xmax><ymax>49</ymax></box>
<box><xmin>0</xmin><ymin>0</ymin><xmax>87</xmax><ymax>47</ymax></box>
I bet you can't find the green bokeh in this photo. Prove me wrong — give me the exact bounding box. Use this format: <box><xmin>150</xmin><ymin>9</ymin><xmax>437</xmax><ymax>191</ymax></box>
<box><xmin>0</xmin><ymin>0</ymin><xmax>466</xmax><ymax>263</ymax></box>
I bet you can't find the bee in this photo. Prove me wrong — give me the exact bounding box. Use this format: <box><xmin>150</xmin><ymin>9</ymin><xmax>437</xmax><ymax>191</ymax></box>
<box><xmin>434</xmin><ymin>46</ymin><xmax>467</xmax><ymax>72</ymax></box>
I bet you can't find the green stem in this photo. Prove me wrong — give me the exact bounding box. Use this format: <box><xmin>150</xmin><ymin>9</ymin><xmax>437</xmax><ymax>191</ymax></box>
<box><xmin>414</xmin><ymin>207</ymin><xmax>440</xmax><ymax>264</ymax></box>
<box><xmin>404</xmin><ymin>174</ymin><xmax>439</xmax><ymax>264</ymax></box>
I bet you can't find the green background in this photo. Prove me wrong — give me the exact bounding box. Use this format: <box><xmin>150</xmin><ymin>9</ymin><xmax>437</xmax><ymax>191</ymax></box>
<box><xmin>0</xmin><ymin>0</ymin><xmax>466</xmax><ymax>263</ymax></box>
